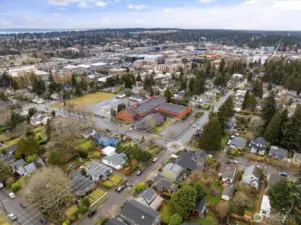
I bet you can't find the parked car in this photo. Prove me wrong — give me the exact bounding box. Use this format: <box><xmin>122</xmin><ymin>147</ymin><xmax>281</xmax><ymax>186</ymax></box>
<box><xmin>20</xmin><ymin>203</ymin><xmax>27</xmax><ymax>209</ymax></box>
<box><xmin>9</xmin><ymin>192</ymin><xmax>16</xmax><ymax>199</ymax></box>
<box><xmin>0</xmin><ymin>182</ymin><xmax>3</xmax><ymax>188</ymax></box>
<box><xmin>152</xmin><ymin>157</ymin><xmax>158</xmax><ymax>163</ymax></box>
<box><xmin>136</xmin><ymin>169</ymin><xmax>143</xmax><ymax>176</ymax></box>
<box><xmin>230</xmin><ymin>160</ymin><xmax>238</xmax><ymax>164</ymax></box>
<box><xmin>8</xmin><ymin>213</ymin><xmax>17</xmax><ymax>221</ymax></box>
<box><xmin>192</xmin><ymin>124</ymin><xmax>196</xmax><ymax>128</ymax></box>
<box><xmin>40</xmin><ymin>218</ymin><xmax>48</xmax><ymax>224</ymax></box>
<box><xmin>88</xmin><ymin>209</ymin><xmax>97</xmax><ymax>217</ymax></box>
<box><xmin>279</xmin><ymin>172</ymin><xmax>288</xmax><ymax>177</ymax></box>
<box><xmin>116</xmin><ymin>180</ymin><xmax>128</xmax><ymax>192</ymax></box>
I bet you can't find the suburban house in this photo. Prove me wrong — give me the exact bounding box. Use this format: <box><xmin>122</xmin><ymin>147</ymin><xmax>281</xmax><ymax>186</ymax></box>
<box><xmin>85</xmin><ymin>161</ymin><xmax>112</xmax><ymax>181</ymax></box>
<box><xmin>269</xmin><ymin>146</ymin><xmax>288</xmax><ymax>160</ymax></box>
<box><xmin>118</xmin><ymin>96</ymin><xmax>166</xmax><ymax>121</ymax></box>
<box><xmin>30</xmin><ymin>113</ymin><xmax>50</xmax><ymax>126</ymax></box>
<box><xmin>136</xmin><ymin>188</ymin><xmax>164</xmax><ymax>210</ymax></box>
<box><xmin>134</xmin><ymin>113</ymin><xmax>165</xmax><ymax>131</ymax></box>
<box><xmin>176</xmin><ymin>151</ymin><xmax>207</xmax><ymax>171</ymax></box>
<box><xmin>249</xmin><ymin>137</ymin><xmax>268</xmax><ymax>155</ymax></box>
<box><xmin>218</xmin><ymin>163</ymin><xmax>237</xmax><ymax>184</ymax></box>
<box><xmin>101</xmin><ymin>153</ymin><xmax>127</xmax><ymax>170</ymax></box>
<box><xmin>242</xmin><ymin>165</ymin><xmax>261</xmax><ymax>189</ymax></box>
<box><xmin>228</xmin><ymin>136</ymin><xmax>247</xmax><ymax>150</ymax></box>
<box><xmin>82</xmin><ymin>128</ymin><xmax>96</xmax><ymax>139</ymax></box>
<box><xmin>102</xmin><ymin>146</ymin><xmax>116</xmax><ymax>156</ymax></box>
<box><xmin>192</xmin><ymin>199</ymin><xmax>207</xmax><ymax>217</ymax></box>
<box><xmin>120</xmin><ymin>200</ymin><xmax>161</xmax><ymax>225</ymax></box>
<box><xmin>10</xmin><ymin>159</ymin><xmax>26</xmax><ymax>172</ymax></box>
<box><xmin>70</xmin><ymin>172</ymin><xmax>96</xmax><ymax>196</ymax></box>
<box><xmin>260</xmin><ymin>195</ymin><xmax>272</xmax><ymax>218</ymax></box>
<box><xmin>1</xmin><ymin>144</ymin><xmax>17</xmax><ymax>164</ymax></box>
<box><xmin>16</xmin><ymin>162</ymin><xmax>38</xmax><ymax>176</ymax></box>
<box><xmin>162</xmin><ymin>163</ymin><xmax>184</xmax><ymax>181</ymax></box>
<box><xmin>221</xmin><ymin>186</ymin><xmax>234</xmax><ymax>201</ymax></box>
<box><xmin>93</xmin><ymin>132</ymin><xmax>121</xmax><ymax>147</ymax></box>
<box><xmin>152</xmin><ymin>178</ymin><xmax>178</xmax><ymax>194</ymax></box>
<box><xmin>105</xmin><ymin>218</ymin><xmax>127</xmax><ymax>225</ymax></box>
<box><xmin>266</xmin><ymin>174</ymin><xmax>282</xmax><ymax>193</ymax></box>
<box><xmin>156</xmin><ymin>103</ymin><xmax>192</xmax><ymax>120</ymax></box>
<box><xmin>292</xmin><ymin>153</ymin><xmax>301</xmax><ymax>166</ymax></box>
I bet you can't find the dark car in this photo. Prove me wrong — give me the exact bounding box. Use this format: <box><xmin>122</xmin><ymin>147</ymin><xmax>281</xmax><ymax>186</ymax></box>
<box><xmin>40</xmin><ymin>218</ymin><xmax>48</xmax><ymax>224</ymax></box>
<box><xmin>20</xmin><ymin>203</ymin><xmax>27</xmax><ymax>209</ymax></box>
<box><xmin>88</xmin><ymin>209</ymin><xmax>97</xmax><ymax>217</ymax></box>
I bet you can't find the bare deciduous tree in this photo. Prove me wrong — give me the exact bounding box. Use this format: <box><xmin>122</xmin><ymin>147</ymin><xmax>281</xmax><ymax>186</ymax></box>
<box><xmin>24</xmin><ymin>167</ymin><xmax>74</xmax><ymax>218</ymax></box>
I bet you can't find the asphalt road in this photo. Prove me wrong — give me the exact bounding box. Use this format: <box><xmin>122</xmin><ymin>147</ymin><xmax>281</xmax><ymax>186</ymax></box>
<box><xmin>0</xmin><ymin>188</ymin><xmax>41</xmax><ymax>225</ymax></box>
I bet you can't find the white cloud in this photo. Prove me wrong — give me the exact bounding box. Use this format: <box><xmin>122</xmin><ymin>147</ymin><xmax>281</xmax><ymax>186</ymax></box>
<box><xmin>48</xmin><ymin>0</ymin><xmax>82</xmax><ymax>6</ymax></box>
<box><xmin>95</xmin><ymin>1</ymin><xmax>107</xmax><ymax>7</ymax></box>
<box><xmin>78</xmin><ymin>1</ymin><xmax>89</xmax><ymax>8</ymax></box>
<box><xmin>128</xmin><ymin>4</ymin><xmax>147</xmax><ymax>10</ymax></box>
<box><xmin>273</xmin><ymin>0</ymin><xmax>301</xmax><ymax>11</ymax></box>
<box><xmin>199</xmin><ymin>0</ymin><xmax>214</xmax><ymax>3</ymax></box>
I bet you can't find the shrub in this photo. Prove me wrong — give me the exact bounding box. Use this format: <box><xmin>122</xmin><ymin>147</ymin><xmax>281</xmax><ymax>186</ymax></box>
<box><xmin>62</xmin><ymin>219</ymin><xmax>71</xmax><ymax>225</ymax></box>
<box><xmin>78</xmin><ymin>149</ymin><xmax>88</xmax><ymax>158</ymax></box>
<box><xmin>11</xmin><ymin>180</ymin><xmax>21</xmax><ymax>192</ymax></box>
<box><xmin>135</xmin><ymin>182</ymin><xmax>147</xmax><ymax>194</ymax></box>
<box><xmin>102</xmin><ymin>180</ymin><xmax>115</xmax><ymax>189</ymax></box>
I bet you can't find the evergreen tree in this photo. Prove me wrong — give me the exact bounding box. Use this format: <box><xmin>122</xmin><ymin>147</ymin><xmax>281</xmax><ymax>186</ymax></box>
<box><xmin>199</xmin><ymin>116</ymin><xmax>222</xmax><ymax>151</ymax></box>
<box><xmin>248</xmin><ymin>94</ymin><xmax>257</xmax><ymax>112</ymax></box>
<box><xmin>75</xmin><ymin>83</ymin><xmax>82</xmax><ymax>96</ymax></box>
<box><xmin>0</xmin><ymin>160</ymin><xmax>11</xmax><ymax>182</ymax></box>
<box><xmin>264</xmin><ymin>111</ymin><xmax>282</xmax><ymax>145</ymax></box>
<box><xmin>281</xmin><ymin>105</ymin><xmax>301</xmax><ymax>151</ymax></box>
<box><xmin>247</xmin><ymin>72</ymin><xmax>253</xmax><ymax>83</ymax></box>
<box><xmin>219</xmin><ymin>58</ymin><xmax>226</xmax><ymax>72</ymax></box>
<box><xmin>164</xmin><ymin>88</ymin><xmax>172</xmax><ymax>103</ymax></box>
<box><xmin>262</xmin><ymin>92</ymin><xmax>277</xmax><ymax>128</ymax></box>
<box><xmin>253</xmin><ymin>79</ymin><xmax>263</xmax><ymax>98</ymax></box>
<box><xmin>71</xmin><ymin>73</ymin><xmax>77</xmax><ymax>87</ymax></box>
<box><xmin>136</xmin><ymin>74</ymin><xmax>142</xmax><ymax>82</ymax></box>
<box><xmin>242</xmin><ymin>91</ymin><xmax>250</xmax><ymax>109</ymax></box>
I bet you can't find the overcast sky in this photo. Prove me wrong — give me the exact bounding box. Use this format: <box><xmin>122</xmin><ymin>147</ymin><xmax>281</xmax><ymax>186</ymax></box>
<box><xmin>0</xmin><ymin>0</ymin><xmax>300</xmax><ymax>30</ymax></box>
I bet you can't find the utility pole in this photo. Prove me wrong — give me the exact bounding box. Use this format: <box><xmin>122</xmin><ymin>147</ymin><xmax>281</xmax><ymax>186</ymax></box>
<box><xmin>0</xmin><ymin>198</ymin><xmax>7</xmax><ymax>215</ymax></box>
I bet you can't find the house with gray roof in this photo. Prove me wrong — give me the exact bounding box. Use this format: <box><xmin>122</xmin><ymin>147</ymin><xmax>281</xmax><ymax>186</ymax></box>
<box><xmin>120</xmin><ymin>200</ymin><xmax>161</xmax><ymax>225</ymax></box>
<box><xmin>176</xmin><ymin>151</ymin><xmax>207</xmax><ymax>171</ymax></box>
<box><xmin>266</xmin><ymin>174</ymin><xmax>282</xmax><ymax>192</ymax></box>
<box><xmin>101</xmin><ymin>153</ymin><xmax>126</xmax><ymax>170</ymax></box>
<box><xmin>269</xmin><ymin>146</ymin><xmax>288</xmax><ymax>160</ymax></box>
<box><xmin>136</xmin><ymin>188</ymin><xmax>163</xmax><ymax>210</ymax></box>
<box><xmin>228</xmin><ymin>136</ymin><xmax>247</xmax><ymax>150</ymax></box>
<box><xmin>82</xmin><ymin>128</ymin><xmax>96</xmax><ymax>139</ymax></box>
<box><xmin>242</xmin><ymin>165</ymin><xmax>261</xmax><ymax>189</ymax></box>
<box><xmin>30</xmin><ymin>113</ymin><xmax>50</xmax><ymax>126</ymax></box>
<box><xmin>70</xmin><ymin>172</ymin><xmax>96</xmax><ymax>196</ymax></box>
<box><xmin>134</xmin><ymin>113</ymin><xmax>165</xmax><ymax>131</ymax></box>
<box><xmin>218</xmin><ymin>163</ymin><xmax>237</xmax><ymax>184</ymax></box>
<box><xmin>105</xmin><ymin>218</ymin><xmax>127</xmax><ymax>225</ymax></box>
<box><xmin>0</xmin><ymin>144</ymin><xmax>17</xmax><ymax>164</ymax></box>
<box><xmin>86</xmin><ymin>161</ymin><xmax>112</xmax><ymax>181</ymax></box>
<box><xmin>162</xmin><ymin>163</ymin><xmax>184</xmax><ymax>181</ymax></box>
<box><xmin>153</xmin><ymin>178</ymin><xmax>178</xmax><ymax>193</ymax></box>
<box><xmin>249</xmin><ymin>137</ymin><xmax>268</xmax><ymax>155</ymax></box>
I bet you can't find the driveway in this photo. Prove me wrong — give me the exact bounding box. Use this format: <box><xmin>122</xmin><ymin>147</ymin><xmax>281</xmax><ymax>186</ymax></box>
<box><xmin>0</xmin><ymin>189</ymin><xmax>41</xmax><ymax>225</ymax></box>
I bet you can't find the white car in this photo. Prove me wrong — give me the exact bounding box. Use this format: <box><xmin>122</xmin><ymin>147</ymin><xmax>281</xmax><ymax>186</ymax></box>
<box><xmin>152</xmin><ymin>157</ymin><xmax>158</xmax><ymax>162</ymax></box>
<box><xmin>0</xmin><ymin>182</ymin><xmax>3</xmax><ymax>188</ymax></box>
<box><xmin>192</xmin><ymin>124</ymin><xmax>196</xmax><ymax>128</ymax></box>
<box><xmin>8</xmin><ymin>213</ymin><xmax>17</xmax><ymax>221</ymax></box>
<box><xmin>230</xmin><ymin>160</ymin><xmax>239</xmax><ymax>164</ymax></box>
<box><xmin>9</xmin><ymin>192</ymin><xmax>16</xmax><ymax>199</ymax></box>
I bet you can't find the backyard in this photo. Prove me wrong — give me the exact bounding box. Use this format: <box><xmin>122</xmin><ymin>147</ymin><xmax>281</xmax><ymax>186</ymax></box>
<box><xmin>50</xmin><ymin>92</ymin><xmax>115</xmax><ymax>109</ymax></box>
<box><xmin>204</xmin><ymin>182</ymin><xmax>223</xmax><ymax>204</ymax></box>
<box><xmin>188</xmin><ymin>210</ymin><xmax>218</xmax><ymax>225</ymax></box>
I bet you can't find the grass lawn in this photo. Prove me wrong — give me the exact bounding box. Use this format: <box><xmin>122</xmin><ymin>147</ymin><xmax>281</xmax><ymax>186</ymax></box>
<box><xmin>156</xmin><ymin>118</ymin><xmax>173</xmax><ymax>132</ymax></box>
<box><xmin>110</xmin><ymin>175</ymin><xmax>122</xmax><ymax>184</ymax></box>
<box><xmin>88</xmin><ymin>188</ymin><xmax>106</xmax><ymax>204</ymax></box>
<box><xmin>88</xmin><ymin>151</ymin><xmax>101</xmax><ymax>159</ymax></box>
<box><xmin>0</xmin><ymin>213</ymin><xmax>9</xmax><ymax>225</ymax></box>
<box><xmin>221</xmin><ymin>136</ymin><xmax>228</xmax><ymax>147</ymax></box>
<box><xmin>65</xmin><ymin>205</ymin><xmax>78</xmax><ymax>218</ymax></box>
<box><xmin>50</xmin><ymin>92</ymin><xmax>115</xmax><ymax>108</ymax></box>
<box><xmin>159</xmin><ymin>202</ymin><xmax>172</xmax><ymax>224</ymax></box>
<box><xmin>76</xmin><ymin>140</ymin><xmax>93</xmax><ymax>151</ymax></box>
<box><xmin>32</xmin><ymin>126</ymin><xmax>44</xmax><ymax>133</ymax></box>
<box><xmin>205</xmin><ymin>182</ymin><xmax>223</xmax><ymax>204</ymax></box>
<box><xmin>188</xmin><ymin>211</ymin><xmax>218</xmax><ymax>225</ymax></box>
<box><xmin>0</xmin><ymin>134</ymin><xmax>9</xmax><ymax>142</ymax></box>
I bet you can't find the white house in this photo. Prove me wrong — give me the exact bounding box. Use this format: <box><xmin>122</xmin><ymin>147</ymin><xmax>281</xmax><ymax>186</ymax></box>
<box><xmin>242</xmin><ymin>165</ymin><xmax>261</xmax><ymax>189</ymax></box>
<box><xmin>102</xmin><ymin>146</ymin><xmax>116</xmax><ymax>156</ymax></box>
<box><xmin>101</xmin><ymin>153</ymin><xmax>126</xmax><ymax>170</ymax></box>
<box><xmin>260</xmin><ymin>195</ymin><xmax>271</xmax><ymax>218</ymax></box>
<box><xmin>30</xmin><ymin>113</ymin><xmax>50</xmax><ymax>126</ymax></box>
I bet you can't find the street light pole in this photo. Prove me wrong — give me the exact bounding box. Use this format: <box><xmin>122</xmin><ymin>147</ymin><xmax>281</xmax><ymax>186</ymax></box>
<box><xmin>0</xmin><ymin>198</ymin><xmax>7</xmax><ymax>215</ymax></box>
